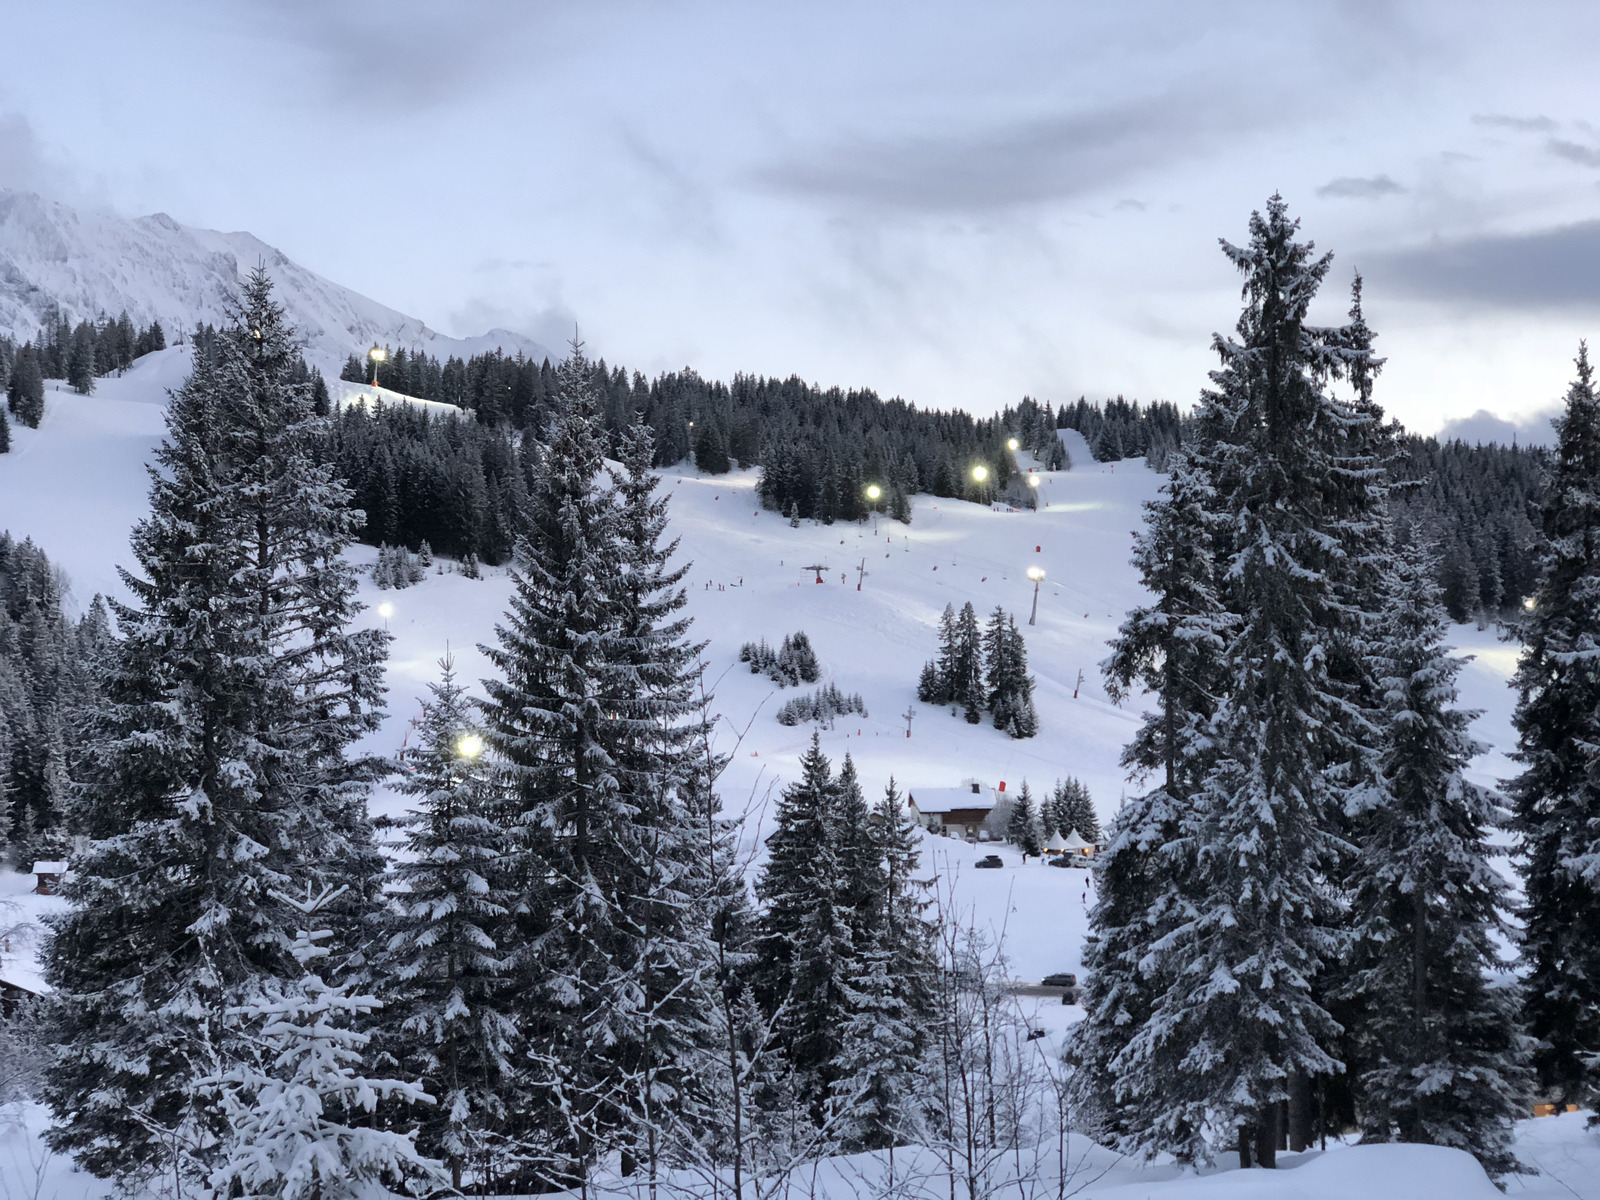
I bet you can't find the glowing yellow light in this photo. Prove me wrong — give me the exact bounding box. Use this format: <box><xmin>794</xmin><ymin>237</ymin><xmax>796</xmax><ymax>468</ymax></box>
<box><xmin>377</xmin><ymin>602</ymin><xmax>394</xmax><ymax>620</ymax></box>
<box><xmin>865</xmin><ymin>484</ymin><xmax>882</xmax><ymax>501</ymax></box>
<box><xmin>972</xmin><ymin>465</ymin><xmax>989</xmax><ymax>482</ymax></box>
<box><xmin>369</xmin><ymin>345</ymin><xmax>387</xmax><ymax>363</ymax></box>
<box><xmin>1028</xmin><ymin>474</ymin><xmax>1040</xmax><ymax>487</ymax></box>
<box><xmin>457</xmin><ymin>733</ymin><xmax>485</xmax><ymax>759</ymax></box>
<box><xmin>1524</xmin><ymin>597</ymin><xmax>1537</xmax><ymax>611</ymax></box>
<box><xmin>1007</xmin><ymin>438</ymin><xmax>1020</xmax><ymax>451</ymax></box>
<box><xmin>1027</xmin><ymin>566</ymin><xmax>1046</xmax><ymax>582</ymax></box>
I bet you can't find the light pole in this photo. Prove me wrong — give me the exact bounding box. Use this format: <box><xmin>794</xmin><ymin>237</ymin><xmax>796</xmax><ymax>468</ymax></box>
<box><xmin>1027</xmin><ymin>566</ymin><xmax>1045</xmax><ymax>625</ymax></box>
<box><xmin>865</xmin><ymin>483</ymin><xmax>881</xmax><ymax>533</ymax></box>
<box><xmin>377</xmin><ymin>601</ymin><xmax>393</xmax><ymax>631</ymax></box>
<box><xmin>369</xmin><ymin>344</ymin><xmax>387</xmax><ymax>390</ymax></box>
<box><xmin>1028</xmin><ymin>473</ymin><xmax>1040</xmax><ymax>509</ymax></box>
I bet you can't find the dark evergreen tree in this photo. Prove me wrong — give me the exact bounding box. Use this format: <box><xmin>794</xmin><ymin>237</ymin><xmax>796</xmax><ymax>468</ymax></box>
<box><xmin>66</xmin><ymin>321</ymin><xmax>97</xmax><ymax>394</ymax></box>
<box><xmin>1342</xmin><ymin>540</ymin><xmax>1530</xmax><ymax>1176</ymax></box>
<box><xmin>1006</xmin><ymin>781</ymin><xmax>1043</xmax><ymax>858</ymax></box>
<box><xmin>7</xmin><ymin>344</ymin><xmax>44</xmax><ymax>428</ymax></box>
<box><xmin>695</xmin><ymin>420</ymin><xmax>732</xmax><ymax>474</ymax></box>
<box><xmin>1509</xmin><ymin>341</ymin><xmax>1600</xmax><ymax>1108</ymax></box>
<box><xmin>383</xmin><ymin>656</ymin><xmax>516</xmax><ymax>1188</ymax></box>
<box><xmin>1050</xmin><ymin>778</ymin><xmax>1102</xmax><ymax>843</ymax></box>
<box><xmin>752</xmin><ymin>734</ymin><xmax>854</xmax><ymax>1121</ymax></box>
<box><xmin>44</xmin><ymin>269</ymin><xmax>389</xmax><ymax>1189</ymax></box>
<box><xmin>1114</xmin><ymin>198</ymin><xmax>1382</xmax><ymax>1167</ymax></box>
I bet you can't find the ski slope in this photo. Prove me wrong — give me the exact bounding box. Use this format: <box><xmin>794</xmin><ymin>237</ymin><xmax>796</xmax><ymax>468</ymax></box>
<box><xmin>0</xmin><ymin>351</ymin><xmax>1591</xmax><ymax>1199</ymax></box>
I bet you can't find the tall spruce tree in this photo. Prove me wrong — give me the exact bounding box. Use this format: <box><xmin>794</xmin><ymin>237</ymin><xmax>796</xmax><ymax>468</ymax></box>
<box><xmin>606</xmin><ymin>416</ymin><xmax>727</xmax><ymax>1178</ymax></box>
<box><xmin>7</xmin><ymin>344</ymin><xmax>44</xmax><ymax>428</ymax></box>
<box><xmin>1115</xmin><ymin>198</ymin><xmax>1382</xmax><ymax>1168</ymax></box>
<box><xmin>44</xmin><ymin>269</ymin><xmax>389</xmax><ymax>1189</ymax></box>
<box><xmin>1343</xmin><ymin>539</ymin><xmax>1530</xmax><ymax>1176</ymax></box>
<box><xmin>383</xmin><ymin>656</ymin><xmax>516</xmax><ymax>1188</ymax></box>
<box><xmin>1007</xmin><ymin>781</ymin><xmax>1043</xmax><ymax>858</ymax></box>
<box><xmin>1509</xmin><ymin>341</ymin><xmax>1600</xmax><ymax>1107</ymax></box>
<box><xmin>479</xmin><ymin>341</ymin><xmax>634</xmax><ymax>1184</ymax></box>
<box><xmin>1074</xmin><ymin>450</ymin><xmax>1232</xmax><ymax>1155</ymax></box>
<box><xmin>752</xmin><ymin>733</ymin><xmax>855</xmax><ymax>1121</ymax></box>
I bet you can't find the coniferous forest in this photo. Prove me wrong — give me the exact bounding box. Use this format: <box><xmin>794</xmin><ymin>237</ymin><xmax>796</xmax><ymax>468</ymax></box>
<box><xmin>6</xmin><ymin>197</ymin><xmax>1600</xmax><ymax>1194</ymax></box>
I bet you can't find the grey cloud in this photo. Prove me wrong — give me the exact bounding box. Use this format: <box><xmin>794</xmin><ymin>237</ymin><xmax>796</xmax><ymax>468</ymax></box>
<box><xmin>1114</xmin><ymin>198</ymin><xmax>1147</xmax><ymax>212</ymax></box>
<box><xmin>1437</xmin><ymin>407</ymin><xmax>1557</xmax><ymax>447</ymax></box>
<box><xmin>0</xmin><ymin>114</ymin><xmax>73</xmax><ymax>196</ymax></box>
<box><xmin>1316</xmin><ymin>174</ymin><xmax>1404</xmax><ymax>199</ymax></box>
<box><xmin>1549</xmin><ymin>139</ymin><xmax>1600</xmax><ymax>168</ymax></box>
<box><xmin>1367</xmin><ymin>220</ymin><xmax>1600</xmax><ymax>310</ymax></box>
<box><xmin>1471</xmin><ymin>113</ymin><xmax>1558</xmax><ymax>133</ymax></box>
<box><xmin>254</xmin><ymin>0</ymin><xmax>557</xmax><ymax>113</ymax></box>
<box><xmin>753</xmin><ymin>95</ymin><xmax>1233</xmax><ymax>214</ymax></box>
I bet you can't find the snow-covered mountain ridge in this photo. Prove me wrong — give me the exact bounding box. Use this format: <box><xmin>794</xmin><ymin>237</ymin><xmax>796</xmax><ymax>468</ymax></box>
<box><xmin>0</xmin><ymin>190</ymin><xmax>553</xmax><ymax>373</ymax></box>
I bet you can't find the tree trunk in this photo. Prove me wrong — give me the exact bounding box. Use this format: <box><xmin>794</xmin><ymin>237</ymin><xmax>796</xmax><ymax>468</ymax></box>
<box><xmin>1288</xmin><ymin>1072</ymin><xmax>1312</xmax><ymax>1152</ymax></box>
<box><xmin>1238</xmin><ymin>1124</ymin><xmax>1254</xmax><ymax>1169</ymax></box>
<box><xmin>1255</xmin><ymin>1104</ymin><xmax>1278</xmax><ymax>1169</ymax></box>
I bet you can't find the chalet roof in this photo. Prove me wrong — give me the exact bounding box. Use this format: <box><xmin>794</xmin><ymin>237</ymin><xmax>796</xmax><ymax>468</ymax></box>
<box><xmin>31</xmin><ymin>861</ymin><xmax>67</xmax><ymax>875</ymax></box>
<box><xmin>908</xmin><ymin>785</ymin><xmax>997</xmax><ymax>814</ymax></box>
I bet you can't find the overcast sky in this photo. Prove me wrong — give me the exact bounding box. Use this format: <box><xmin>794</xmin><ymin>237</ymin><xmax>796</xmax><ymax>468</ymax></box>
<box><xmin>4</xmin><ymin>1</ymin><xmax>1597</xmax><ymax>436</ymax></box>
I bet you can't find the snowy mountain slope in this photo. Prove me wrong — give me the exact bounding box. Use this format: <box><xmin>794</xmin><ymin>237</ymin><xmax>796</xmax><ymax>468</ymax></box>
<box><xmin>0</xmin><ymin>190</ymin><xmax>553</xmax><ymax>373</ymax></box>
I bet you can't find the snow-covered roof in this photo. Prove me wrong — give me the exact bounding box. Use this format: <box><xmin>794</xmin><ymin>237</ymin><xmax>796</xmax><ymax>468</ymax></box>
<box><xmin>1060</xmin><ymin>830</ymin><xmax>1094</xmax><ymax>851</ymax></box>
<box><xmin>31</xmin><ymin>862</ymin><xmax>67</xmax><ymax>875</ymax></box>
<box><xmin>908</xmin><ymin>786</ymin><xmax>997</xmax><ymax>814</ymax></box>
<box><xmin>1044</xmin><ymin>832</ymin><xmax>1067</xmax><ymax>852</ymax></box>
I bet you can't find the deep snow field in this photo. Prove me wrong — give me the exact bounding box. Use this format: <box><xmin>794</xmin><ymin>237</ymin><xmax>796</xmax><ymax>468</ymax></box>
<box><xmin>0</xmin><ymin>345</ymin><xmax>1595</xmax><ymax>1198</ymax></box>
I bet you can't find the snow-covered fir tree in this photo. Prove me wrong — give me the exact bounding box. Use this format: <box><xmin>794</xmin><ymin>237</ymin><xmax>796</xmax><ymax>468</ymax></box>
<box><xmin>1074</xmin><ymin>451</ymin><xmax>1232</xmax><ymax>1157</ymax></box>
<box><xmin>1050</xmin><ymin>778</ymin><xmax>1101</xmax><ymax>843</ymax></box>
<box><xmin>479</xmin><ymin>358</ymin><xmax>720</xmax><ymax>1188</ymax></box>
<box><xmin>753</xmin><ymin>733</ymin><xmax>856</xmax><ymax>1122</ymax></box>
<box><xmin>1006</xmin><ymin>781</ymin><xmax>1043</xmax><ymax>858</ymax></box>
<box><xmin>1114</xmin><ymin>198</ymin><xmax>1384</xmax><ymax>1168</ymax></box>
<box><xmin>1341</xmin><ymin>538</ymin><xmax>1530</xmax><ymax>1177</ymax></box>
<box><xmin>208</xmin><ymin>885</ymin><xmax>442</xmax><ymax>1200</ymax></box>
<box><xmin>1509</xmin><ymin>342</ymin><xmax>1600</xmax><ymax>1108</ymax></box>
<box><xmin>383</xmin><ymin>655</ymin><xmax>516</xmax><ymax>1189</ymax></box>
<box><xmin>604</xmin><ymin>416</ymin><xmax>729</xmax><ymax>1181</ymax></box>
<box><xmin>978</xmin><ymin>606</ymin><xmax>1035</xmax><ymax>737</ymax></box>
<box><xmin>45</xmin><ymin>269</ymin><xmax>390</xmax><ymax>1190</ymax></box>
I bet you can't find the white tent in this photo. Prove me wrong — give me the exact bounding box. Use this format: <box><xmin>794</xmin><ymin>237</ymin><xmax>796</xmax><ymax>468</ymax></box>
<box><xmin>1060</xmin><ymin>829</ymin><xmax>1095</xmax><ymax>854</ymax></box>
<box><xmin>1043</xmin><ymin>831</ymin><xmax>1068</xmax><ymax>854</ymax></box>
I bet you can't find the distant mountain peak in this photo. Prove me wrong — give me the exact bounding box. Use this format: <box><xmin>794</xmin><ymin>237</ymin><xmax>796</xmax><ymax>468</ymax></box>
<box><xmin>0</xmin><ymin>190</ymin><xmax>554</xmax><ymax>371</ymax></box>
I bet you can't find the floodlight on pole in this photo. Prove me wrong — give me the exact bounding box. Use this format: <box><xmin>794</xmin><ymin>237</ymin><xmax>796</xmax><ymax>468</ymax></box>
<box><xmin>971</xmin><ymin>464</ymin><xmax>989</xmax><ymax>483</ymax></box>
<box><xmin>1524</xmin><ymin>596</ymin><xmax>1537</xmax><ymax>611</ymax></box>
<box><xmin>1027</xmin><ymin>565</ymin><xmax>1045</xmax><ymax>625</ymax></box>
<box><xmin>456</xmin><ymin>733</ymin><xmax>485</xmax><ymax>759</ymax></box>
<box><xmin>369</xmin><ymin>344</ymin><xmax>386</xmax><ymax>388</ymax></box>
<box><xmin>1027</xmin><ymin>475</ymin><xmax>1040</xmax><ymax>487</ymax></box>
<box><xmin>1007</xmin><ymin>437</ymin><xmax>1019</xmax><ymax>451</ymax></box>
<box><xmin>865</xmin><ymin>484</ymin><xmax>881</xmax><ymax>501</ymax></box>
<box><xmin>377</xmin><ymin>601</ymin><xmax>393</xmax><ymax>630</ymax></box>
<box><xmin>865</xmin><ymin>483</ymin><xmax>883</xmax><ymax>532</ymax></box>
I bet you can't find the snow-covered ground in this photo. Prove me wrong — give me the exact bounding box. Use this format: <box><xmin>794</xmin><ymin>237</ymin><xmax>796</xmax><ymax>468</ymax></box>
<box><xmin>1</xmin><ymin>348</ymin><xmax>1595</xmax><ymax>1197</ymax></box>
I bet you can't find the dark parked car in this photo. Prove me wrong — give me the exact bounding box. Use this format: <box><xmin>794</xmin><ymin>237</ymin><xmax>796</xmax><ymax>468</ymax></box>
<box><xmin>1041</xmin><ymin>973</ymin><xmax>1077</xmax><ymax>988</ymax></box>
<box><xmin>975</xmin><ymin>854</ymin><xmax>1005</xmax><ymax>869</ymax></box>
